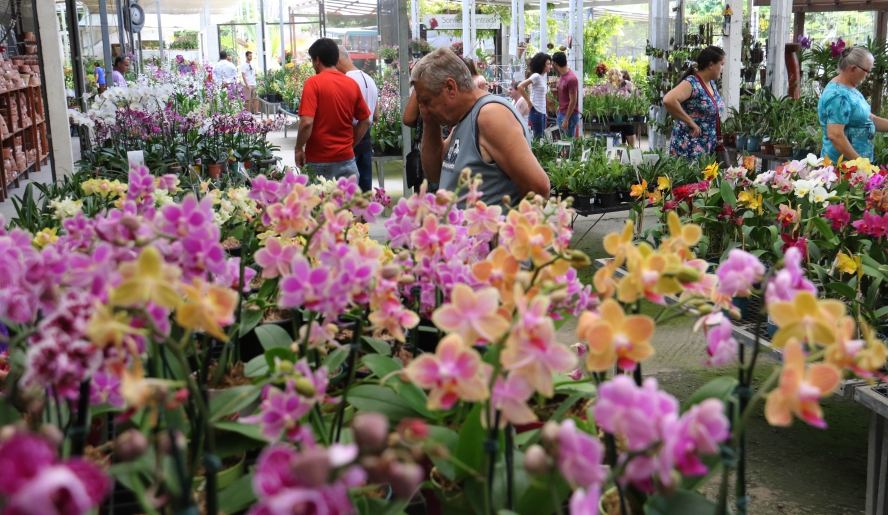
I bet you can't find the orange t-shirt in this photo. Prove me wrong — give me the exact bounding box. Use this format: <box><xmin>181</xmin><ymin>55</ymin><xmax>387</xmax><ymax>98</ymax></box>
<box><xmin>298</xmin><ymin>69</ymin><xmax>371</xmax><ymax>163</ymax></box>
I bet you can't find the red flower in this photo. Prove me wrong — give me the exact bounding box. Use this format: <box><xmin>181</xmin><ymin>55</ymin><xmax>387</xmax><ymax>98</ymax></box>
<box><xmin>780</xmin><ymin>233</ymin><xmax>807</xmax><ymax>258</ymax></box>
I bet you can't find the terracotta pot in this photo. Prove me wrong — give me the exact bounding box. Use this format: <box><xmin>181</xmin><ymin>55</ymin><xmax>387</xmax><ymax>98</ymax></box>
<box><xmin>773</xmin><ymin>144</ymin><xmax>793</xmax><ymax>158</ymax></box>
<box><xmin>3</xmin><ymin>149</ymin><xmax>11</xmax><ymax>159</ymax></box>
<box><xmin>761</xmin><ymin>141</ymin><xmax>775</xmax><ymax>155</ymax></box>
<box><xmin>207</xmin><ymin>163</ymin><xmax>222</xmax><ymax>178</ymax></box>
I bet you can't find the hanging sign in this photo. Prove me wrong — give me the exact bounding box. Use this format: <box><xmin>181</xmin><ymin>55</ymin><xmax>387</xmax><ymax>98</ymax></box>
<box><xmin>423</xmin><ymin>14</ymin><xmax>501</xmax><ymax>31</ymax></box>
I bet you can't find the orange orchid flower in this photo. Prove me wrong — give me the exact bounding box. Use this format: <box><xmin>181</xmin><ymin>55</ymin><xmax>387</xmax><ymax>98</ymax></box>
<box><xmin>577</xmin><ymin>299</ymin><xmax>655</xmax><ymax>372</ymax></box>
<box><xmin>767</xmin><ymin>291</ymin><xmax>846</xmax><ymax>348</ymax></box>
<box><xmin>432</xmin><ymin>284</ymin><xmax>510</xmax><ymax>345</ymax></box>
<box><xmin>765</xmin><ymin>339</ymin><xmax>840</xmax><ymax>428</ymax></box>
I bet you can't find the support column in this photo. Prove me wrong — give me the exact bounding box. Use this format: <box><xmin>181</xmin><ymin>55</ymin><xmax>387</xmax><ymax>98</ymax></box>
<box><xmin>411</xmin><ymin>0</ymin><xmax>420</xmax><ymax>39</ymax></box>
<box><xmin>462</xmin><ymin>0</ymin><xmax>471</xmax><ymax>56</ymax></box>
<box><xmin>259</xmin><ymin>0</ymin><xmax>267</xmax><ymax>73</ymax></box>
<box><xmin>398</xmin><ymin>0</ymin><xmax>412</xmax><ymax>197</ymax></box>
<box><xmin>765</xmin><ymin>0</ymin><xmax>791</xmax><ymax>97</ymax></box>
<box><xmin>568</xmin><ymin>0</ymin><xmax>575</xmax><ymax>55</ymax></box>
<box><xmin>97</xmin><ymin>0</ymin><xmax>112</xmax><ymax>71</ymax></box>
<box><xmin>540</xmin><ymin>0</ymin><xmax>547</xmax><ymax>54</ymax></box>
<box><xmin>873</xmin><ymin>10</ymin><xmax>888</xmax><ymax>115</ymax></box>
<box><xmin>156</xmin><ymin>0</ymin><xmax>164</xmax><ymax>62</ymax></box>
<box><xmin>508</xmin><ymin>0</ymin><xmax>517</xmax><ymax>60</ymax></box>
<box><xmin>650</xmin><ymin>0</ymin><xmax>671</xmax><ymax>150</ymax></box>
<box><xmin>575</xmin><ymin>5</ymin><xmax>584</xmax><ymax>137</ymax></box>
<box><xmin>674</xmin><ymin>0</ymin><xmax>685</xmax><ymax>47</ymax></box>
<box><xmin>35</xmin><ymin>0</ymin><xmax>75</xmax><ymax>178</ymax></box>
<box><xmin>279</xmin><ymin>0</ymin><xmax>285</xmax><ymax>66</ymax></box>
<box><xmin>471</xmin><ymin>6</ymin><xmax>477</xmax><ymax>55</ymax></box>
<box><xmin>722</xmin><ymin>0</ymin><xmax>743</xmax><ymax>113</ymax></box>
<box><xmin>115</xmin><ymin>0</ymin><xmax>127</xmax><ymax>56</ymax></box>
<box><xmin>792</xmin><ymin>10</ymin><xmax>804</xmax><ymax>42</ymax></box>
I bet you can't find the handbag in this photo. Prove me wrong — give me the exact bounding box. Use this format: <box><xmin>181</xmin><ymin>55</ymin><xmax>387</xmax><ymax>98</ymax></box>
<box><xmin>692</xmin><ymin>74</ymin><xmax>733</xmax><ymax>168</ymax></box>
<box><xmin>405</xmin><ymin>147</ymin><xmax>423</xmax><ymax>189</ymax></box>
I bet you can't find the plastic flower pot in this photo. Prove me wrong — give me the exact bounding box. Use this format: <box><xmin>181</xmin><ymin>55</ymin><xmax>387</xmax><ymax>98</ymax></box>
<box><xmin>760</xmin><ymin>141</ymin><xmax>775</xmax><ymax>155</ymax></box>
<box><xmin>573</xmin><ymin>194</ymin><xmax>594</xmax><ymax>210</ymax></box>
<box><xmin>773</xmin><ymin>144</ymin><xmax>792</xmax><ymax>157</ymax></box>
<box><xmin>617</xmin><ymin>190</ymin><xmax>632</xmax><ymax>203</ymax></box>
<box><xmin>193</xmin><ymin>454</ymin><xmax>245</xmax><ymax>490</ymax></box>
<box><xmin>746</xmin><ymin>136</ymin><xmax>761</xmax><ymax>152</ymax></box>
<box><xmin>207</xmin><ymin>163</ymin><xmax>223</xmax><ymax>178</ymax></box>
<box><xmin>767</xmin><ymin>316</ymin><xmax>778</xmax><ymax>339</ymax></box>
<box><xmin>596</xmin><ymin>192</ymin><xmax>618</xmax><ymax>208</ymax></box>
<box><xmin>731</xmin><ymin>296</ymin><xmax>751</xmax><ymax>320</ymax></box>
<box><xmin>736</xmin><ymin>133</ymin><xmax>748</xmax><ymax>150</ymax></box>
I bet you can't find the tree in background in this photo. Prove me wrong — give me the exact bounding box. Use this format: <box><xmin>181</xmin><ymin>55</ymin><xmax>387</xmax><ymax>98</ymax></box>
<box><xmin>583</xmin><ymin>12</ymin><xmax>624</xmax><ymax>81</ymax></box>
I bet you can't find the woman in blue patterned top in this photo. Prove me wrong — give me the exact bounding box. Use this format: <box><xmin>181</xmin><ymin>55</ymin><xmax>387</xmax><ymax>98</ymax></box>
<box><xmin>818</xmin><ymin>46</ymin><xmax>888</xmax><ymax>162</ymax></box>
<box><xmin>663</xmin><ymin>46</ymin><xmax>726</xmax><ymax>161</ymax></box>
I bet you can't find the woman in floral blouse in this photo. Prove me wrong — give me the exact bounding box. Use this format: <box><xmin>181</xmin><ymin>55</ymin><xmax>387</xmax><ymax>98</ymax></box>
<box><xmin>663</xmin><ymin>46</ymin><xmax>726</xmax><ymax>161</ymax></box>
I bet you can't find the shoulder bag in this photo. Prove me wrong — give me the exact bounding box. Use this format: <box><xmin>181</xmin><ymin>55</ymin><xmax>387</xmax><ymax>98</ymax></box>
<box><xmin>692</xmin><ymin>74</ymin><xmax>733</xmax><ymax>168</ymax></box>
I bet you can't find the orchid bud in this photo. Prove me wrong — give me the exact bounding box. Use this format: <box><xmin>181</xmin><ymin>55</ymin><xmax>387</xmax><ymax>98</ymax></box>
<box><xmin>675</xmin><ymin>266</ymin><xmax>702</xmax><ymax>284</ymax></box>
<box><xmin>550</xmin><ymin>289</ymin><xmax>568</xmax><ymax>304</ymax></box>
<box><xmin>115</xmin><ymin>429</ymin><xmax>149</xmax><ymax>461</ymax></box>
<box><xmin>501</xmin><ymin>195</ymin><xmax>511</xmax><ymax>206</ymax></box>
<box><xmin>353</xmin><ymin>413</ymin><xmax>390</xmax><ymax>455</ymax></box>
<box><xmin>398</xmin><ymin>251</ymin><xmax>411</xmax><ymax>262</ymax></box>
<box><xmin>697</xmin><ymin>304</ymin><xmax>714</xmax><ymax>315</ymax></box>
<box><xmin>291</xmin><ymin>447</ymin><xmax>332</xmax><ymax>488</ymax></box>
<box><xmin>569</xmin><ymin>249</ymin><xmax>591</xmax><ymax>269</ymax></box>
<box><xmin>353</xmin><ymin>197</ymin><xmax>369</xmax><ymax>209</ymax></box>
<box><xmin>541</xmin><ymin>421</ymin><xmax>560</xmax><ymax>448</ymax></box>
<box><xmin>398</xmin><ymin>274</ymin><xmax>416</xmax><ymax>285</ymax></box>
<box><xmin>277</xmin><ymin>359</ymin><xmax>294</xmax><ymax>373</ymax></box>
<box><xmin>524</xmin><ymin>444</ymin><xmax>550</xmax><ymax>475</ymax></box>
<box><xmin>381</xmin><ymin>264</ymin><xmax>401</xmax><ymax>280</ymax></box>
<box><xmin>293</xmin><ymin>377</ymin><xmax>316</xmax><ymax>398</ymax></box>
<box><xmin>389</xmin><ymin>462</ymin><xmax>424</xmax><ymax>498</ymax></box>
<box><xmin>119</xmin><ymin>214</ymin><xmax>141</xmax><ymax>232</ymax></box>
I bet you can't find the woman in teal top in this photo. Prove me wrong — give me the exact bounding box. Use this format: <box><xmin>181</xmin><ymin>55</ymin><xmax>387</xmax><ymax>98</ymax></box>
<box><xmin>818</xmin><ymin>46</ymin><xmax>888</xmax><ymax>162</ymax></box>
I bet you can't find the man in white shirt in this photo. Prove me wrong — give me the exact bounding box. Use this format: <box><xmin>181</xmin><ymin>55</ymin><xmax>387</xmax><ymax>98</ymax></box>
<box><xmin>240</xmin><ymin>51</ymin><xmax>258</xmax><ymax>113</ymax></box>
<box><xmin>213</xmin><ymin>51</ymin><xmax>238</xmax><ymax>85</ymax></box>
<box><xmin>336</xmin><ymin>46</ymin><xmax>379</xmax><ymax>193</ymax></box>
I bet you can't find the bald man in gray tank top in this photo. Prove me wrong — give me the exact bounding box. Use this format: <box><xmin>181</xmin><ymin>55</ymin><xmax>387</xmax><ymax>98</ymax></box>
<box><xmin>411</xmin><ymin>47</ymin><xmax>550</xmax><ymax>208</ymax></box>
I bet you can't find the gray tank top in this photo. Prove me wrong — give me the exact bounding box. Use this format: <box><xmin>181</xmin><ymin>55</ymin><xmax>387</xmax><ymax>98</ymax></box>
<box><xmin>439</xmin><ymin>95</ymin><xmax>530</xmax><ymax>208</ymax></box>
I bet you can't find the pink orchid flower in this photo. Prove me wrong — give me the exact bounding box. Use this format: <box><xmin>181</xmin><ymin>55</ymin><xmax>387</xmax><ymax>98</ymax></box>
<box><xmin>488</xmin><ymin>374</ymin><xmax>537</xmax><ymax>427</ymax></box>
<box><xmin>464</xmin><ymin>201</ymin><xmax>502</xmax><ymax>236</ymax></box>
<box><xmin>432</xmin><ymin>284</ymin><xmax>509</xmax><ymax>345</ymax></box>
<box><xmin>404</xmin><ymin>333</ymin><xmax>492</xmax><ymax>410</ymax></box>
<box><xmin>411</xmin><ymin>214</ymin><xmax>455</xmax><ymax>260</ymax></box>
<box><xmin>254</xmin><ymin>238</ymin><xmax>299</xmax><ymax>278</ymax></box>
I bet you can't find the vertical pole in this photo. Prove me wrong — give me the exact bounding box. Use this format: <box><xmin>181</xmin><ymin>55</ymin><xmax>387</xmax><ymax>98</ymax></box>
<box><xmin>412</xmin><ymin>0</ymin><xmax>420</xmax><ymax>39</ymax></box>
<box><xmin>98</xmin><ymin>0</ymin><xmax>113</xmax><ymax>71</ymax></box>
<box><xmin>279</xmin><ymin>0</ymin><xmax>285</xmax><ymax>67</ymax></box>
<box><xmin>259</xmin><ymin>0</ymin><xmax>267</xmax><ymax>73</ymax></box>
<box><xmin>462</xmin><ymin>0</ymin><xmax>470</xmax><ymax>56</ymax></box>
<box><xmin>509</xmin><ymin>0</ymin><xmax>517</xmax><ymax>60</ymax></box>
<box><xmin>115</xmin><ymin>0</ymin><xmax>127</xmax><ymax>56</ymax></box>
<box><xmin>792</xmin><ymin>10</ymin><xmax>804</xmax><ymax>42</ymax></box>
<box><xmin>765</xmin><ymin>0</ymin><xmax>791</xmax><ymax>97</ymax></box>
<box><xmin>518</xmin><ymin>0</ymin><xmax>525</xmax><ymax>57</ymax></box>
<box><xmin>540</xmin><ymin>0</ymin><xmax>547</xmax><ymax>54</ymax></box>
<box><xmin>398</xmin><ymin>0</ymin><xmax>411</xmax><ymax>198</ymax></box>
<box><xmin>872</xmin><ymin>10</ymin><xmax>888</xmax><ymax>115</ymax></box>
<box><xmin>568</xmin><ymin>0</ymin><xmax>575</xmax><ymax>57</ymax></box>
<box><xmin>575</xmin><ymin>4</ymin><xmax>584</xmax><ymax>137</ymax></box>
<box><xmin>722</xmin><ymin>1</ymin><xmax>743</xmax><ymax>113</ymax></box>
<box><xmin>470</xmin><ymin>5</ymin><xmax>477</xmax><ymax>57</ymax></box>
<box><xmin>156</xmin><ymin>0</ymin><xmax>164</xmax><ymax>63</ymax></box>
<box><xmin>674</xmin><ymin>0</ymin><xmax>685</xmax><ymax>47</ymax></box>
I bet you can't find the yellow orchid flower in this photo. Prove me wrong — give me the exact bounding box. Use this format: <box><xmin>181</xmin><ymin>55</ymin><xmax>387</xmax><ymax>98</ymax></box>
<box><xmin>577</xmin><ymin>299</ymin><xmax>655</xmax><ymax>372</ymax></box>
<box><xmin>765</xmin><ymin>339</ymin><xmax>840</xmax><ymax>428</ymax></box>
<box><xmin>32</xmin><ymin>228</ymin><xmax>58</xmax><ymax>249</ymax></box>
<box><xmin>602</xmin><ymin>220</ymin><xmax>639</xmax><ymax>267</ymax></box>
<box><xmin>702</xmin><ymin>163</ymin><xmax>719</xmax><ymax>180</ymax></box>
<box><xmin>835</xmin><ymin>252</ymin><xmax>861</xmax><ymax>276</ymax></box>
<box><xmin>617</xmin><ymin>244</ymin><xmax>683</xmax><ymax>304</ymax></box>
<box><xmin>646</xmin><ymin>189</ymin><xmax>663</xmax><ymax>205</ymax></box>
<box><xmin>111</xmin><ymin>246</ymin><xmax>183</xmax><ymax>310</ymax></box>
<box><xmin>657</xmin><ymin>176</ymin><xmax>672</xmax><ymax>191</ymax></box>
<box><xmin>86</xmin><ymin>303</ymin><xmax>143</xmax><ymax>349</ymax></box>
<box><xmin>767</xmin><ymin>291</ymin><xmax>846</xmax><ymax>347</ymax></box>
<box><xmin>630</xmin><ymin>179</ymin><xmax>648</xmax><ymax>198</ymax></box>
<box><xmin>738</xmin><ymin>190</ymin><xmax>763</xmax><ymax>214</ymax></box>
<box><xmin>660</xmin><ymin>211</ymin><xmax>702</xmax><ymax>255</ymax></box>
<box><xmin>824</xmin><ymin>317</ymin><xmax>888</xmax><ymax>376</ymax></box>
<box><xmin>176</xmin><ymin>278</ymin><xmax>239</xmax><ymax>341</ymax></box>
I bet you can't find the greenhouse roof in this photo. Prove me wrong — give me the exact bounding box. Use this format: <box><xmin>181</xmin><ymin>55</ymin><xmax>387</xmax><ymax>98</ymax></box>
<box><xmin>753</xmin><ymin>0</ymin><xmax>888</xmax><ymax>12</ymax></box>
<box><xmin>60</xmin><ymin>0</ymin><xmax>242</xmax><ymax>15</ymax></box>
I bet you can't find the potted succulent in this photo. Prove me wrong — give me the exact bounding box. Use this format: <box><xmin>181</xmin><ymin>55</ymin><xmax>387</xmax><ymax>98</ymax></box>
<box><xmin>378</xmin><ymin>45</ymin><xmax>399</xmax><ymax>64</ymax></box>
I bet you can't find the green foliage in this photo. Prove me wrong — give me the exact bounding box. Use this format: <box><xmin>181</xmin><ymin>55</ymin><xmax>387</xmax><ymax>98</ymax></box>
<box><xmin>583</xmin><ymin>13</ymin><xmax>625</xmax><ymax>79</ymax></box>
<box><xmin>169</xmin><ymin>30</ymin><xmax>199</xmax><ymax>50</ymax></box>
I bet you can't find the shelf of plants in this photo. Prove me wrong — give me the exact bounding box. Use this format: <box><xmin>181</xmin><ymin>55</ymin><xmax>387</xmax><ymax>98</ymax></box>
<box><xmin>0</xmin><ymin>55</ymin><xmax>48</xmax><ymax>202</ymax></box>
<box><xmin>1</xmin><ymin>49</ymin><xmax>886</xmax><ymax>515</ymax></box>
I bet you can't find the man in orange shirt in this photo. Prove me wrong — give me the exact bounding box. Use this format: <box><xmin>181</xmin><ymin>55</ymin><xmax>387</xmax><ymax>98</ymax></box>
<box><xmin>295</xmin><ymin>38</ymin><xmax>371</xmax><ymax>181</ymax></box>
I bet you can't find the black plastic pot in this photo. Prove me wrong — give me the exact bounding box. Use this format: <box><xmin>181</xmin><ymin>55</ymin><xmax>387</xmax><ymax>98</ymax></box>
<box><xmin>617</xmin><ymin>190</ymin><xmax>632</xmax><ymax>203</ymax></box>
<box><xmin>384</xmin><ymin>58</ymin><xmax>394</xmax><ymax>64</ymax></box>
<box><xmin>573</xmin><ymin>194</ymin><xmax>594</xmax><ymax>210</ymax></box>
<box><xmin>596</xmin><ymin>192</ymin><xmax>617</xmax><ymax>208</ymax></box>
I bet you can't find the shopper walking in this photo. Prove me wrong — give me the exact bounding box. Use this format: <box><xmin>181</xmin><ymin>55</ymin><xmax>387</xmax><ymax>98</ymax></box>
<box><xmin>819</xmin><ymin>46</ymin><xmax>888</xmax><ymax>162</ymax></box>
<box><xmin>508</xmin><ymin>81</ymin><xmax>530</xmax><ymax>124</ymax></box>
<box><xmin>411</xmin><ymin>47</ymin><xmax>549</xmax><ymax>207</ymax></box>
<box><xmin>518</xmin><ymin>52</ymin><xmax>551</xmax><ymax>140</ymax></box>
<box><xmin>294</xmin><ymin>38</ymin><xmax>371</xmax><ymax>181</ymax></box>
<box><xmin>336</xmin><ymin>46</ymin><xmax>379</xmax><ymax>192</ymax></box>
<box><xmin>111</xmin><ymin>56</ymin><xmax>129</xmax><ymax>88</ymax></box>
<box><xmin>663</xmin><ymin>46</ymin><xmax>726</xmax><ymax>161</ymax></box>
<box><xmin>552</xmin><ymin>51</ymin><xmax>580</xmax><ymax>139</ymax></box>
<box><xmin>213</xmin><ymin>51</ymin><xmax>238</xmax><ymax>85</ymax></box>
<box><xmin>95</xmin><ymin>60</ymin><xmax>106</xmax><ymax>94</ymax></box>
<box><xmin>240</xmin><ymin>51</ymin><xmax>258</xmax><ymax>114</ymax></box>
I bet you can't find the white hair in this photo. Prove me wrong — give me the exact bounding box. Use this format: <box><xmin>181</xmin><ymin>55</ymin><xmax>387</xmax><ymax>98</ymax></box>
<box><xmin>410</xmin><ymin>47</ymin><xmax>474</xmax><ymax>94</ymax></box>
